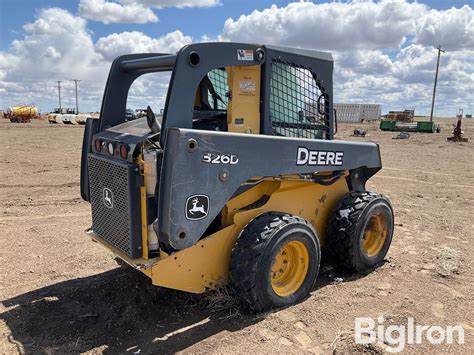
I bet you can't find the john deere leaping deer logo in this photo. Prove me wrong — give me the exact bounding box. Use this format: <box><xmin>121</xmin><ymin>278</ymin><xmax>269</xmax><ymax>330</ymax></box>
<box><xmin>102</xmin><ymin>188</ymin><xmax>114</xmax><ymax>209</ymax></box>
<box><xmin>185</xmin><ymin>195</ymin><xmax>209</xmax><ymax>220</ymax></box>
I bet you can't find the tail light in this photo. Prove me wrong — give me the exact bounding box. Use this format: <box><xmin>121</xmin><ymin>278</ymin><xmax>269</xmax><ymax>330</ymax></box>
<box><xmin>94</xmin><ymin>139</ymin><xmax>102</xmax><ymax>152</ymax></box>
<box><xmin>120</xmin><ymin>144</ymin><xmax>129</xmax><ymax>159</ymax></box>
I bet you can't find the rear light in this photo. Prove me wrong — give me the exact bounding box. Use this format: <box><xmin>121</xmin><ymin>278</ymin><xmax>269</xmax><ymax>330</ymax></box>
<box><xmin>107</xmin><ymin>142</ymin><xmax>114</xmax><ymax>155</ymax></box>
<box><xmin>94</xmin><ymin>139</ymin><xmax>102</xmax><ymax>152</ymax></box>
<box><xmin>120</xmin><ymin>144</ymin><xmax>129</xmax><ymax>159</ymax></box>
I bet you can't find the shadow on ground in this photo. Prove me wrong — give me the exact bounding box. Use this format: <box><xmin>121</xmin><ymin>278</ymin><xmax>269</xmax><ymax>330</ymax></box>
<box><xmin>1</xmin><ymin>259</ymin><xmax>367</xmax><ymax>353</ymax></box>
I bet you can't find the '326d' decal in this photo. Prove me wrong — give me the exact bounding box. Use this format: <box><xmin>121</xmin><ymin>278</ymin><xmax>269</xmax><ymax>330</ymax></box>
<box><xmin>202</xmin><ymin>153</ymin><xmax>239</xmax><ymax>165</ymax></box>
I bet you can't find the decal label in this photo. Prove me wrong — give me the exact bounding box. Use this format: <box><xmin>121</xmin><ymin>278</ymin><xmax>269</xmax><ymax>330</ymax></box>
<box><xmin>234</xmin><ymin>118</ymin><xmax>244</xmax><ymax>125</ymax></box>
<box><xmin>102</xmin><ymin>187</ymin><xmax>114</xmax><ymax>209</ymax></box>
<box><xmin>202</xmin><ymin>153</ymin><xmax>239</xmax><ymax>165</ymax></box>
<box><xmin>237</xmin><ymin>49</ymin><xmax>254</xmax><ymax>61</ymax></box>
<box><xmin>296</xmin><ymin>147</ymin><xmax>344</xmax><ymax>166</ymax></box>
<box><xmin>239</xmin><ymin>80</ymin><xmax>256</xmax><ymax>91</ymax></box>
<box><xmin>186</xmin><ymin>195</ymin><xmax>209</xmax><ymax>221</ymax></box>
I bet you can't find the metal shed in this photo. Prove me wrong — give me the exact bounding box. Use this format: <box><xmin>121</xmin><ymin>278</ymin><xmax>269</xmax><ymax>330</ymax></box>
<box><xmin>334</xmin><ymin>103</ymin><xmax>381</xmax><ymax>123</ymax></box>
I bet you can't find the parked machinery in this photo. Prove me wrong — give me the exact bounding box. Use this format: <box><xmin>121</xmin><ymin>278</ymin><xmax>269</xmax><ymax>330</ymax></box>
<box><xmin>385</xmin><ymin>110</ymin><xmax>414</xmax><ymax>122</ymax></box>
<box><xmin>4</xmin><ymin>105</ymin><xmax>40</xmax><ymax>123</ymax></box>
<box><xmin>80</xmin><ymin>43</ymin><xmax>395</xmax><ymax>311</ymax></box>
<box><xmin>448</xmin><ymin>110</ymin><xmax>469</xmax><ymax>142</ymax></box>
<box><xmin>380</xmin><ymin>109</ymin><xmax>438</xmax><ymax>133</ymax></box>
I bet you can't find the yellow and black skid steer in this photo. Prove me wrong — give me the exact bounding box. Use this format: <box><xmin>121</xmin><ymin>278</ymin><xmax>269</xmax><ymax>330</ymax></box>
<box><xmin>80</xmin><ymin>42</ymin><xmax>394</xmax><ymax>311</ymax></box>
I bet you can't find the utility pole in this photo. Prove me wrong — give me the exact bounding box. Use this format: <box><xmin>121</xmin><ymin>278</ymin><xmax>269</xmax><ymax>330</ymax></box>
<box><xmin>55</xmin><ymin>80</ymin><xmax>63</xmax><ymax>112</ymax></box>
<box><xmin>71</xmin><ymin>79</ymin><xmax>80</xmax><ymax>114</ymax></box>
<box><xmin>429</xmin><ymin>45</ymin><xmax>445</xmax><ymax>122</ymax></box>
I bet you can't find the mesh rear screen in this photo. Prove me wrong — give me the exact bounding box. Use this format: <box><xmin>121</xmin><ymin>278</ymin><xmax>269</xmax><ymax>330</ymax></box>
<box><xmin>269</xmin><ymin>60</ymin><xmax>329</xmax><ymax>139</ymax></box>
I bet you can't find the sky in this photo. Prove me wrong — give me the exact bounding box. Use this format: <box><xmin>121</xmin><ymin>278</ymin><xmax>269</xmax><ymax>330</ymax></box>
<box><xmin>0</xmin><ymin>0</ymin><xmax>472</xmax><ymax>116</ymax></box>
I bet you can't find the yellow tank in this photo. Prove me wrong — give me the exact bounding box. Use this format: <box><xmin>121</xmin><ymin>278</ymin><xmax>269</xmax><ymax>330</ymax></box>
<box><xmin>9</xmin><ymin>106</ymin><xmax>39</xmax><ymax>118</ymax></box>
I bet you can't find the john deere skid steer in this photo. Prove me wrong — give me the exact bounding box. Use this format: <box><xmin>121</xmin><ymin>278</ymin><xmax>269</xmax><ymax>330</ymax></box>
<box><xmin>80</xmin><ymin>43</ymin><xmax>394</xmax><ymax>311</ymax></box>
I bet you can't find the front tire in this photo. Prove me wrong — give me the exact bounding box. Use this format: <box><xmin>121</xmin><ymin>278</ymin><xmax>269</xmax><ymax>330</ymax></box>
<box><xmin>326</xmin><ymin>191</ymin><xmax>394</xmax><ymax>272</ymax></box>
<box><xmin>230</xmin><ymin>212</ymin><xmax>320</xmax><ymax>312</ymax></box>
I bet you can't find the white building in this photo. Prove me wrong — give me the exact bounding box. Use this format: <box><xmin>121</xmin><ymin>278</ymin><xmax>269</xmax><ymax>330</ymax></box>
<box><xmin>334</xmin><ymin>103</ymin><xmax>381</xmax><ymax>123</ymax></box>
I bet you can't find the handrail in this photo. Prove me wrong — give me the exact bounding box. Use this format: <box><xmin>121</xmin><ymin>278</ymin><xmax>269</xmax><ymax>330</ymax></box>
<box><xmin>121</xmin><ymin>54</ymin><xmax>176</xmax><ymax>72</ymax></box>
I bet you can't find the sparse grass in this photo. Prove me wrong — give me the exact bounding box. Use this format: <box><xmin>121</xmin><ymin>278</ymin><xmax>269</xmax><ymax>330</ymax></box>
<box><xmin>202</xmin><ymin>286</ymin><xmax>239</xmax><ymax>313</ymax></box>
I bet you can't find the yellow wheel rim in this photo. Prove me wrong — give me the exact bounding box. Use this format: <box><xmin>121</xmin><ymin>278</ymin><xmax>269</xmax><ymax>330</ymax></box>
<box><xmin>271</xmin><ymin>240</ymin><xmax>309</xmax><ymax>297</ymax></box>
<box><xmin>362</xmin><ymin>212</ymin><xmax>388</xmax><ymax>257</ymax></box>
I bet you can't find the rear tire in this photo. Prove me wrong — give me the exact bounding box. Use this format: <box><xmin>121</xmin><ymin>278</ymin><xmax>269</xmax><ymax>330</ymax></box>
<box><xmin>326</xmin><ymin>191</ymin><xmax>394</xmax><ymax>272</ymax></box>
<box><xmin>230</xmin><ymin>212</ymin><xmax>320</xmax><ymax>312</ymax></box>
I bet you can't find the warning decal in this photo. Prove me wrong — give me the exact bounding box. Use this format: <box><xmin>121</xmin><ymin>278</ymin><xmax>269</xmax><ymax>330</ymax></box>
<box><xmin>237</xmin><ymin>49</ymin><xmax>254</xmax><ymax>61</ymax></box>
<box><xmin>239</xmin><ymin>81</ymin><xmax>256</xmax><ymax>91</ymax></box>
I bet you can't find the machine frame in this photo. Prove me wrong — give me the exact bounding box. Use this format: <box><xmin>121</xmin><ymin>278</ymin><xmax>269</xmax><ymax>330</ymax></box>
<box><xmin>80</xmin><ymin>43</ymin><xmax>388</xmax><ymax>298</ymax></box>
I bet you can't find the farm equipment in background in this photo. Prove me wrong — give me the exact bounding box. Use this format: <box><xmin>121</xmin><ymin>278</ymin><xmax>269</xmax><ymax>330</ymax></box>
<box><xmin>380</xmin><ymin>120</ymin><xmax>439</xmax><ymax>133</ymax></box>
<box><xmin>448</xmin><ymin>110</ymin><xmax>469</xmax><ymax>142</ymax></box>
<box><xmin>3</xmin><ymin>105</ymin><xmax>40</xmax><ymax>123</ymax></box>
<box><xmin>385</xmin><ymin>109</ymin><xmax>414</xmax><ymax>122</ymax></box>
<box><xmin>80</xmin><ymin>43</ymin><xmax>394</xmax><ymax>311</ymax></box>
<box><xmin>380</xmin><ymin>109</ymin><xmax>439</xmax><ymax>133</ymax></box>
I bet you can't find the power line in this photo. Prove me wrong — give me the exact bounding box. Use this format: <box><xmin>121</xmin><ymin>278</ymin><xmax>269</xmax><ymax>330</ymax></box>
<box><xmin>429</xmin><ymin>44</ymin><xmax>445</xmax><ymax>122</ymax></box>
<box><xmin>71</xmin><ymin>79</ymin><xmax>81</xmax><ymax>114</ymax></box>
<box><xmin>55</xmin><ymin>80</ymin><xmax>63</xmax><ymax>111</ymax></box>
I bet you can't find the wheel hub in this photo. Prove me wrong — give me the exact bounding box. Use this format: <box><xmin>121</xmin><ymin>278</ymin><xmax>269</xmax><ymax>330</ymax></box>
<box><xmin>271</xmin><ymin>240</ymin><xmax>309</xmax><ymax>297</ymax></box>
<box><xmin>362</xmin><ymin>212</ymin><xmax>388</xmax><ymax>257</ymax></box>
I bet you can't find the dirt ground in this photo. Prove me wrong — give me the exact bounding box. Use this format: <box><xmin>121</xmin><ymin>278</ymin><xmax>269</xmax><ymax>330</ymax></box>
<box><xmin>1</xmin><ymin>118</ymin><xmax>473</xmax><ymax>354</ymax></box>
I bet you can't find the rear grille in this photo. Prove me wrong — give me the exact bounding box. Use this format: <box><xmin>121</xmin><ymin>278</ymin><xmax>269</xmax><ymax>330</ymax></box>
<box><xmin>88</xmin><ymin>154</ymin><xmax>143</xmax><ymax>258</ymax></box>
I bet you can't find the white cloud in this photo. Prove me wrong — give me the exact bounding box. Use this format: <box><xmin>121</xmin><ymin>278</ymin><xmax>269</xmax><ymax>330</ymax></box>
<box><xmin>95</xmin><ymin>30</ymin><xmax>192</xmax><ymax>60</ymax></box>
<box><xmin>414</xmin><ymin>5</ymin><xmax>474</xmax><ymax>51</ymax></box>
<box><xmin>221</xmin><ymin>1</ymin><xmax>428</xmax><ymax>51</ymax></box>
<box><xmin>0</xmin><ymin>8</ymin><xmax>106</xmax><ymax>109</ymax></box>
<box><xmin>219</xmin><ymin>1</ymin><xmax>473</xmax><ymax>115</ymax></box>
<box><xmin>5</xmin><ymin>8</ymin><xmax>102</xmax><ymax>81</ymax></box>
<box><xmin>334</xmin><ymin>50</ymin><xmax>393</xmax><ymax>75</ymax></box>
<box><xmin>1</xmin><ymin>1</ymin><xmax>472</xmax><ymax>116</ymax></box>
<box><xmin>78</xmin><ymin>0</ymin><xmax>221</xmax><ymax>24</ymax></box>
<box><xmin>0</xmin><ymin>8</ymin><xmax>192</xmax><ymax>111</ymax></box>
<box><xmin>0</xmin><ymin>53</ymin><xmax>19</xmax><ymax>82</ymax></box>
<box><xmin>120</xmin><ymin>0</ymin><xmax>220</xmax><ymax>8</ymax></box>
<box><xmin>79</xmin><ymin>0</ymin><xmax>158</xmax><ymax>24</ymax></box>
<box><xmin>392</xmin><ymin>44</ymin><xmax>439</xmax><ymax>83</ymax></box>
<box><xmin>333</xmin><ymin>43</ymin><xmax>474</xmax><ymax>114</ymax></box>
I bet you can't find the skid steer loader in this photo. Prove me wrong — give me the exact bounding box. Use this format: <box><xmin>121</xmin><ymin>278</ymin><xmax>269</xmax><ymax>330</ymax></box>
<box><xmin>80</xmin><ymin>43</ymin><xmax>394</xmax><ymax>311</ymax></box>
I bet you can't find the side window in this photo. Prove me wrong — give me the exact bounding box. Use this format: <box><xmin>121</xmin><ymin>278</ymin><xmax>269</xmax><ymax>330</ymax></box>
<box><xmin>127</xmin><ymin>72</ymin><xmax>170</xmax><ymax>121</ymax></box>
<box><xmin>192</xmin><ymin>68</ymin><xmax>229</xmax><ymax>131</ymax></box>
<box><xmin>207</xmin><ymin>69</ymin><xmax>228</xmax><ymax>110</ymax></box>
<box><xmin>269</xmin><ymin>61</ymin><xmax>328</xmax><ymax>139</ymax></box>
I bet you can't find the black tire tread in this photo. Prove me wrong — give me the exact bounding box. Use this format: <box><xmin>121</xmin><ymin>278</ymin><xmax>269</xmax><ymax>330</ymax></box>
<box><xmin>326</xmin><ymin>191</ymin><xmax>390</xmax><ymax>271</ymax></box>
<box><xmin>229</xmin><ymin>212</ymin><xmax>315</xmax><ymax>312</ymax></box>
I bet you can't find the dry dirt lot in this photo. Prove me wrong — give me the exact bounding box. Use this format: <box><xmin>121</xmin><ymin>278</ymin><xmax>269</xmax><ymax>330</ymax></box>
<box><xmin>1</xmin><ymin>118</ymin><xmax>473</xmax><ymax>354</ymax></box>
